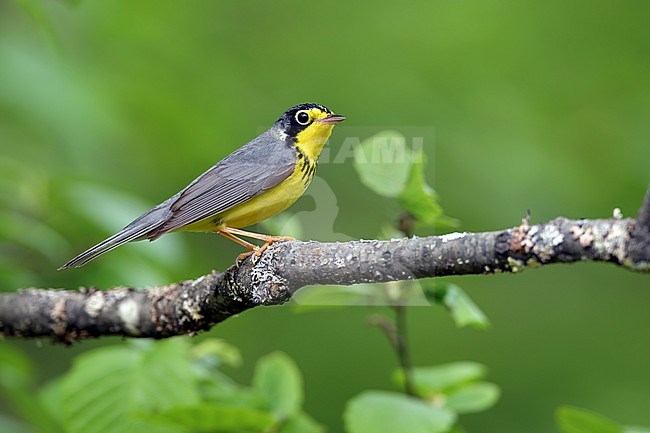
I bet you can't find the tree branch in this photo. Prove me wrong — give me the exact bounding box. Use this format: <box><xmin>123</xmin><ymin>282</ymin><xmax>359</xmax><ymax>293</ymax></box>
<box><xmin>2</xmin><ymin>188</ymin><xmax>649</xmax><ymax>343</ymax></box>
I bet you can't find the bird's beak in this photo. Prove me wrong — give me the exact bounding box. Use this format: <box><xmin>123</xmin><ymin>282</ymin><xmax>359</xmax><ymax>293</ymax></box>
<box><xmin>318</xmin><ymin>114</ymin><xmax>346</xmax><ymax>124</ymax></box>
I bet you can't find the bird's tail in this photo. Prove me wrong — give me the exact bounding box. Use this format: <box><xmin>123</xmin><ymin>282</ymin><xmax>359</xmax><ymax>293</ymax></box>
<box><xmin>58</xmin><ymin>226</ymin><xmax>150</xmax><ymax>269</ymax></box>
<box><xmin>58</xmin><ymin>201</ymin><xmax>173</xmax><ymax>269</ymax></box>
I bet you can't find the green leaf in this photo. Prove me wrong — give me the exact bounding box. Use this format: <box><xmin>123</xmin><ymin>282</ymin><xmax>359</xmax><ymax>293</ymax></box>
<box><xmin>344</xmin><ymin>390</ymin><xmax>455</xmax><ymax>433</ymax></box>
<box><xmin>379</xmin><ymin>280</ymin><xmax>431</xmax><ymax>306</ymax></box>
<box><xmin>192</xmin><ymin>338</ymin><xmax>243</xmax><ymax>368</ymax></box>
<box><xmin>445</xmin><ymin>382</ymin><xmax>500</xmax><ymax>414</ymax></box>
<box><xmin>199</xmin><ymin>378</ymin><xmax>262</xmax><ymax>407</ymax></box>
<box><xmin>136</xmin><ymin>339</ymin><xmax>200</xmax><ymax>409</ymax></box>
<box><xmin>136</xmin><ymin>403</ymin><xmax>275</xmax><ymax>432</ymax></box>
<box><xmin>292</xmin><ymin>284</ymin><xmax>392</xmax><ymax>309</ymax></box>
<box><xmin>422</xmin><ymin>282</ymin><xmax>490</xmax><ymax>329</ymax></box>
<box><xmin>398</xmin><ymin>150</ymin><xmax>457</xmax><ymax>229</ymax></box>
<box><xmin>55</xmin><ymin>339</ymin><xmax>199</xmax><ymax>433</ymax></box>
<box><xmin>394</xmin><ymin>362</ymin><xmax>487</xmax><ymax>396</ymax></box>
<box><xmin>252</xmin><ymin>351</ymin><xmax>303</xmax><ymax>420</ymax></box>
<box><xmin>556</xmin><ymin>406</ymin><xmax>623</xmax><ymax>433</ymax></box>
<box><xmin>191</xmin><ymin>340</ymin><xmax>250</xmax><ymax>405</ymax></box>
<box><xmin>279</xmin><ymin>412</ymin><xmax>325</xmax><ymax>433</ymax></box>
<box><xmin>39</xmin><ymin>378</ymin><xmax>64</xmax><ymax>426</ymax></box>
<box><xmin>353</xmin><ymin>131</ymin><xmax>413</xmax><ymax>198</ymax></box>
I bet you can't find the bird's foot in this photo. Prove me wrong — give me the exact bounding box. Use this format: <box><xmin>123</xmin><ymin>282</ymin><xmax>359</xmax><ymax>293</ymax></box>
<box><xmin>235</xmin><ymin>235</ymin><xmax>295</xmax><ymax>263</ymax></box>
<box><xmin>254</xmin><ymin>235</ymin><xmax>295</xmax><ymax>256</ymax></box>
<box><xmin>236</xmin><ymin>250</ymin><xmax>256</xmax><ymax>263</ymax></box>
<box><xmin>221</xmin><ymin>227</ymin><xmax>295</xmax><ymax>265</ymax></box>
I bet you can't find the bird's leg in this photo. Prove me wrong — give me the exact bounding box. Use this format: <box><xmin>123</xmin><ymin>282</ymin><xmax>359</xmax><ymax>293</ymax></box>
<box><xmin>219</xmin><ymin>227</ymin><xmax>295</xmax><ymax>258</ymax></box>
<box><xmin>221</xmin><ymin>227</ymin><xmax>295</xmax><ymax>243</ymax></box>
<box><xmin>217</xmin><ymin>230</ymin><xmax>258</xmax><ymax>261</ymax></box>
<box><xmin>218</xmin><ymin>230</ymin><xmax>256</xmax><ymax>248</ymax></box>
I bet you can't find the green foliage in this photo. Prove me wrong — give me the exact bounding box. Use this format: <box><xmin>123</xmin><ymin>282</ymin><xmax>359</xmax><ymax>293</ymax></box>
<box><xmin>393</xmin><ymin>362</ymin><xmax>486</xmax><ymax>395</ymax></box>
<box><xmin>555</xmin><ymin>406</ymin><xmax>650</xmax><ymax>433</ymax></box>
<box><xmin>43</xmin><ymin>339</ymin><xmax>198</xmax><ymax>433</ymax></box>
<box><xmin>191</xmin><ymin>337</ymin><xmax>243</xmax><ymax>369</ymax></box>
<box><xmin>353</xmin><ymin>131</ymin><xmax>413</xmax><ymax>198</ymax></box>
<box><xmin>444</xmin><ymin>383</ymin><xmax>500</xmax><ymax>414</ymax></box>
<box><xmin>422</xmin><ymin>281</ymin><xmax>490</xmax><ymax>329</ymax></box>
<box><xmin>296</xmin><ymin>135</ymin><xmax>462</xmax><ymax>309</ymax></box>
<box><xmin>398</xmin><ymin>150</ymin><xmax>458</xmax><ymax>229</ymax></box>
<box><xmin>353</xmin><ymin>131</ymin><xmax>456</xmax><ymax>231</ymax></box>
<box><xmin>556</xmin><ymin>406</ymin><xmax>623</xmax><ymax>433</ymax></box>
<box><xmin>321</xmin><ymin>129</ymin><xmax>495</xmax><ymax>433</ymax></box>
<box><xmin>279</xmin><ymin>413</ymin><xmax>325</xmax><ymax>433</ymax></box>
<box><xmin>252</xmin><ymin>352</ymin><xmax>303</xmax><ymax>421</ymax></box>
<box><xmin>343</xmin><ymin>362</ymin><xmax>498</xmax><ymax>433</ymax></box>
<box><xmin>291</xmin><ymin>283</ymin><xmax>390</xmax><ymax>308</ymax></box>
<box><xmin>0</xmin><ymin>340</ymin><xmax>323</xmax><ymax>433</ymax></box>
<box><xmin>293</xmin><ymin>280</ymin><xmax>432</xmax><ymax>309</ymax></box>
<box><xmin>0</xmin><ymin>340</ymin><xmax>503</xmax><ymax>433</ymax></box>
<box><xmin>344</xmin><ymin>390</ymin><xmax>455</xmax><ymax>433</ymax></box>
<box><xmin>137</xmin><ymin>404</ymin><xmax>275</xmax><ymax>432</ymax></box>
<box><xmin>392</xmin><ymin>362</ymin><xmax>499</xmax><ymax>418</ymax></box>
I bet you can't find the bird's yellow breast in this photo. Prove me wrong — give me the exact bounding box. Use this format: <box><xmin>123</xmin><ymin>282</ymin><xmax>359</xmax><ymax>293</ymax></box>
<box><xmin>184</xmin><ymin>154</ymin><xmax>317</xmax><ymax>232</ymax></box>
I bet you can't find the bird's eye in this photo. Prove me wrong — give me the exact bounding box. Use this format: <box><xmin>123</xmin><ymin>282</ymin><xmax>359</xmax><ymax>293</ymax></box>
<box><xmin>295</xmin><ymin>111</ymin><xmax>311</xmax><ymax>125</ymax></box>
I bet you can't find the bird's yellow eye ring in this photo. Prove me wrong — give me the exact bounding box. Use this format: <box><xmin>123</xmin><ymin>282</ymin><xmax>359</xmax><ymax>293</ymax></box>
<box><xmin>295</xmin><ymin>110</ymin><xmax>311</xmax><ymax>125</ymax></box>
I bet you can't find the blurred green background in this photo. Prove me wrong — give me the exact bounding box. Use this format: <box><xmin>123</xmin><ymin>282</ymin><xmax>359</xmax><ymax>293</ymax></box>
<box><xmin>1</xmin><ymin>0</ymin><xmax>650</xmax><ymax>432</ymax></box>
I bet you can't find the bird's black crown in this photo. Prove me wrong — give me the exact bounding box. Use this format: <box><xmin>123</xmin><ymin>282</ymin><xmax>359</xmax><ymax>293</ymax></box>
<box><xmin>275</xmin><ymin>103</ymin><xmax>334</xmax><ymax>138</ymax></box>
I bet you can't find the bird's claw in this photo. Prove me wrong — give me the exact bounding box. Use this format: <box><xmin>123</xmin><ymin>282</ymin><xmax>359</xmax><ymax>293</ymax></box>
<box><xmin>235</xmin><ymin>236</ymin><xmax>295</xmax><ymax>264</ymax></box>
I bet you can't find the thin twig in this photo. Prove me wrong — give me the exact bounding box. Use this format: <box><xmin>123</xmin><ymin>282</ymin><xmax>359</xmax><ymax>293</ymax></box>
<box><xmin>636</xmin><ymin>184</ymin><xmax>650</xmax><ymax>230</ymax></box>
<box><xmin>393</xmin><ymin>304</ymin><xmax>417</xmax><ymax>396</ymax></box>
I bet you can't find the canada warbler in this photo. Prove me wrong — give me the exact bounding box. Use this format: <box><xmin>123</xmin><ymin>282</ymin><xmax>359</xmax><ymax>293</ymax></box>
<box><xmin>60</xmin><ymin>103</ymin><xmax>345</xmax><ymax>269</ymax></box>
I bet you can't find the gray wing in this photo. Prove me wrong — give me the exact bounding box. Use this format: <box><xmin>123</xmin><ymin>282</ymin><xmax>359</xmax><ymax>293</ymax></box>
<box><xmin>147</xmin><ymin>130</ymin><xmax>296</xmax><ymax>239</ymax></box>
<box><xmin>59</xmin><ymin>130</ymin><xmax>295</xmax><ymax>268</ymax></box>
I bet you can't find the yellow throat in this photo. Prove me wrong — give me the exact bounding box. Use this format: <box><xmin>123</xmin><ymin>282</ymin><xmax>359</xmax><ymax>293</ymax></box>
<box><xmin>293</xmin><ymin>107</ymin><xmax>337</xmax><ymax>160</ymax></box>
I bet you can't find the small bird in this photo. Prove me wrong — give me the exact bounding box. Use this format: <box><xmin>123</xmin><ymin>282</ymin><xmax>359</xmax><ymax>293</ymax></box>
<box><xmin>60</xmin><ymin>103</ymin><xmax>345</xmax><ymax>269</ymax></box>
